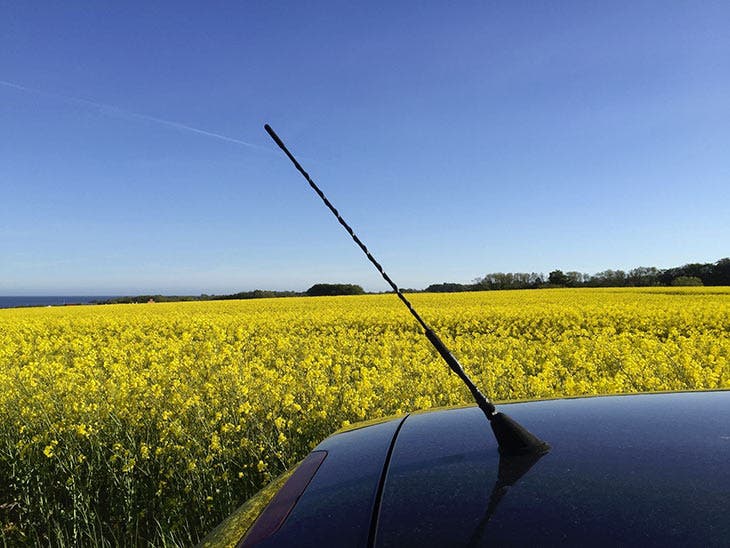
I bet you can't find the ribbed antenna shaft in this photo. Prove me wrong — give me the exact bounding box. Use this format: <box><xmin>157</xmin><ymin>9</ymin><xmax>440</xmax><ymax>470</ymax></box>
<box><xmin>264</xmin><ymin>123</ymin><xmax>495</xmax><ymax>418</ymax></box>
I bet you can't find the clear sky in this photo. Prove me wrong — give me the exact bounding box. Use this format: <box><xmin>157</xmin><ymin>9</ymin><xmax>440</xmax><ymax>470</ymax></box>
<box><xmin>2</xmin><ymin>2</ymin><xmax>729</xmax><ymax>295</ymax></box>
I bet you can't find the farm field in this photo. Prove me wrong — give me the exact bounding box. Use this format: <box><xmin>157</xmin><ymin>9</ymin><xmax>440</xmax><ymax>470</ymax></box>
<box><xmin>1</xmin><ymin>287</ymin><xmax>729</xmax><ymax>545</ymax></box>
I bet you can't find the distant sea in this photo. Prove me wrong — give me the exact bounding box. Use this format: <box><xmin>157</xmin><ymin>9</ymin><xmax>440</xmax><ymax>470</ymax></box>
<box><xmin>0</xmin><ymin>296</ymin><xmax>117</xmax><ymax>309</ymax></box>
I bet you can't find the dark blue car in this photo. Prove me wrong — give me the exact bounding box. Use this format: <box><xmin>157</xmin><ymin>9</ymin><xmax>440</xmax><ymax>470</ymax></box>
<box><xmin>202</xmin><ymin>390</ymin><xmax>730</xmax><ymax>547</ymax></box>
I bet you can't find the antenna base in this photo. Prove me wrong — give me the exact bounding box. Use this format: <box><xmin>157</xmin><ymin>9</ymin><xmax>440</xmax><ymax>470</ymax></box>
<box><xmin>489</xmin><ymin>412</ymin><xmax>550</xmax><ymax>457</ymax></box>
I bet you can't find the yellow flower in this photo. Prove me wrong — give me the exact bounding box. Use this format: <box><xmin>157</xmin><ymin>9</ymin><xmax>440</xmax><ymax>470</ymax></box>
<box><xmin>43</xmin><ymin>440</ymin><xmax>58</xmax><ymax>458</ymax></box>
<box><xmin>1</xmin><ymin>287</ymin><xmax>727</xmax><ymax>545</ymax></box>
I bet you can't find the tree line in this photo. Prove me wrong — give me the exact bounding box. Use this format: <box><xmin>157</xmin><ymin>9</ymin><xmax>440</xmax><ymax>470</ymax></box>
<box><xmin>425</xmin><ymin>257</ymin><xmax>730</xmax><ymax>292</ymax></box>
<box><xmin>94</xmin><ymin>284</ymin><xmax>365</xmax><ymax>304</ymax></box>
<box><xmin>95</xmin><ymin>258</ymin><xmax>729</xmax><ymax>305</ymax></box>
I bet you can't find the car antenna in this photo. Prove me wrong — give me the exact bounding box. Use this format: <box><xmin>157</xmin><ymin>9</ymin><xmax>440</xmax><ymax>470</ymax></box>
<box><xmin>264</xmin><ymin>124</ymin><xmax>549</xmax><ymax>457</ymax></box>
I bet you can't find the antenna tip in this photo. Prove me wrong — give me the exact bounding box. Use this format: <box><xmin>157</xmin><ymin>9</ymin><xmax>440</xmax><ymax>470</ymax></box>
<box><xmin>264</xmin><ymin>124</ymin><xmax>279</xmax><ymax>141</ymax></box>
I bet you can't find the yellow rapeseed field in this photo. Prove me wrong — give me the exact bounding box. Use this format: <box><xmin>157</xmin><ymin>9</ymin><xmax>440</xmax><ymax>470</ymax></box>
<box><xmin>1</xmin><ymin>288</ymin><xmax>729</xmax><ymax>545</ymax></box>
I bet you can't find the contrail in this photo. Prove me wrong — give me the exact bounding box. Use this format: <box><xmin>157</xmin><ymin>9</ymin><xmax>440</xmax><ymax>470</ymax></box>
<box><xmin>0</xmin><ymin>79</ymin><xmax>267</xmax><ymax>151</ymax></box>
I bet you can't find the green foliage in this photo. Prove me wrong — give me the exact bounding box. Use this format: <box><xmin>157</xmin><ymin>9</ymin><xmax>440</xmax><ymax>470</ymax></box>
<box><xmin>473</xmin><ymin>272</ymin><xmax>543</xmax><ymax>291</ymax></box>
<box><xmin>424</xmin><ymin>282</ymin><xmax>474</xmax><ymax>293</ymax></box>
<box><xmin>671</xmin><ymin>276</ymin><xmax>703</xmax><ymax>286</ymax></box>
<box><xmin>305</xmin><ymin>284</ymin><xmax>365</xmax><ymax>296</ymax></box>
<box><xmin>548</xmin><ymin>270</ymin><xmax>570</xmax><ymax>286</ymax></box>
<box><xmin>216</xmin><ymin>290</ymin><xmax>301</xmax><ymax>301</ymax></box>
<box><xmin>659</xmin><ymin>259</ymin><xmax>730</xmax><ymax>285</ymax></box>
<box><xmin>460</xmin><ymin>258</ymin><xmax>729</xmax><ymax>293</ymax></box>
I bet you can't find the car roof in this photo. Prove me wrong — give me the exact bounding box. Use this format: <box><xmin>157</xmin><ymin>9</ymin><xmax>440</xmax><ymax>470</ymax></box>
<box><xmin>204</xmin><ymin>390</ymin><xmax>730</xmax><ymax>547</ymax></box>
<box><xmin>375</xmin><ymin>390</ymin><xmax>730</xmax><ymax>546</ymax></box>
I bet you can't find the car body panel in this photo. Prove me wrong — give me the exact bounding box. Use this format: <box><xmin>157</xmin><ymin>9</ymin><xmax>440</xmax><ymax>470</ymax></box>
<box><xmin>375</xmin><ymin>391</ymin><xmax>730</xmax><ymax>547</ymax></box>
<box><xmin>246</xmin><ymin>414</ymin><xmax>407</xmax><ymax>547</ymax></box>
<box><xmin>203</xmin><ymin>391</ymin><xmax>730</xmax><ymax>547</ymax></box>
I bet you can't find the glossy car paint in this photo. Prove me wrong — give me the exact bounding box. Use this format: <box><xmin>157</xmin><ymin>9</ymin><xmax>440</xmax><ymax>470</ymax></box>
<box><xmin>246</xmin><ymin>415</ymin><xmax>406</xmax><ymax>547</ymax></box>
<box><xmin>239</xmin><ymin>450</ymin><xmax>327</xmax><ymax>546</ymax></box>
<box><xmin>375</xmin><ymin>391</ymin><xmax>730</xmax><ymax>546</ymax></box>
<box><xmin>204</xmin><ymin>391</ymin><xmax>730</xmax><ymax>547</ymax></box>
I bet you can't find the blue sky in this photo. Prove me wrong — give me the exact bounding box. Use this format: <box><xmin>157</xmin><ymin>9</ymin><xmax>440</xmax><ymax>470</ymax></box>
<box><xmin>2</xmin><ymin>2</ymin><xmax>729</xmax><ymax>295</ymax></box>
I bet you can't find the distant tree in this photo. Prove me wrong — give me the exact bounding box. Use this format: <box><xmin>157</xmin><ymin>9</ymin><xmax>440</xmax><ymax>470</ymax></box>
<box><xmin>626</xmin><ymin>267</ymin><xmax>660</xmax><ymax>287</ymax></box>
<box><xmin>306</xmin><ymin>283</ymin><xmax>365</xmax><ymax>296</ymax></box>
<box><xmin>440</xmin><ymin>257</ymin><xmax>726</xmax><ymax>293</ymax></box>
<box><xmin>215</xmin><ymin>289</ymin><xmax>301</xmax><ymax>300</ymax></box>
<box><xmin>474</xmin><ymin>272</ymin><xmax>543</xmax><ymax>290</ymax></box>
<box><xmin>659</xmin><ymin>267</ymin><xmax>677</xmax><ymax>286</ymax></box>
<box><xmin>564</xmin><ymin>271</ymin><xmax>586</xmax><ymax>287</ymax></box>
<box><xmin>660</xmin><ymin>261</ymin><xmax>716</xmax><ymax>286</ymax></box>
<box><xmin>424</xmin><ymin>282</ymin><xmax>472</xmax><ymax>293</ymax></box>
<box><xmin>707</xmin><ymin>258</ymin><xmax>730</xmax><ymax>286</ymax></box>
<box><xmin>548</xmin><ymin>270</ymin><xmax>569</xmax><ymax>286</ymax></box>
<box><xmin>590</xmin><ymin>269</ymin><xmax>626</xmax><ymax>287</ymax></box>
<box><xmin>671</xmin><ymin>276</ymin><xmax>703</xmax><ymax>286</ymax></box>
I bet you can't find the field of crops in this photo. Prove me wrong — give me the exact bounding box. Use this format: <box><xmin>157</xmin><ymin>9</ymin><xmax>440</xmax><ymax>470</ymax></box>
<box><xmin>1</xmin><ymin>288</ymin><xmax>729</xmax><ymax>545</ymax></box>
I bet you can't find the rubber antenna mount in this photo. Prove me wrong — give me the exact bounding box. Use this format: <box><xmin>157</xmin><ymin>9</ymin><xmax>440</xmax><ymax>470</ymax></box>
<box><xmin>264</xmin><ymin>123</ymin><xmax>549</xmax><ymax>457</ymax></box>
<box><xmin>490</xmin><ymin>412</ymin><xmax>550</xmax><ymax>456</ymax></box>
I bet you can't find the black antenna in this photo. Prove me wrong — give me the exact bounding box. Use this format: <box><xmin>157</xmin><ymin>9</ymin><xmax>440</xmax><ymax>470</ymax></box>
<box><xmin>264</xmin><ymin>124</ymin><xmax>548</xmax><ymax>457</ymax></box>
